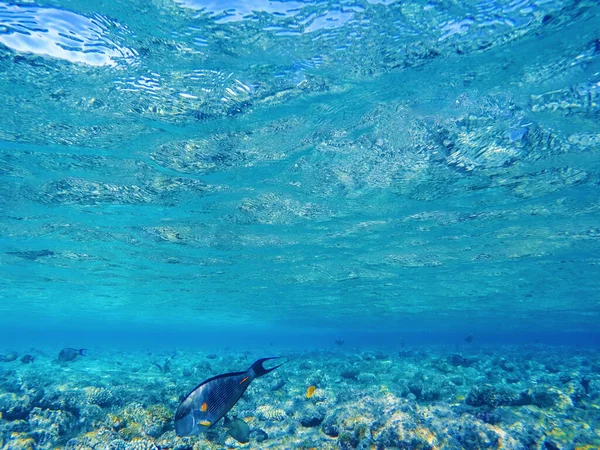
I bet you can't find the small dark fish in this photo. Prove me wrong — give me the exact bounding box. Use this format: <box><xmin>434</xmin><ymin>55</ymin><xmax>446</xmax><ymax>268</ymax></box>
<box><xmin>21</xmin><ymin>355</ymin><xmax>35</xmax><ymax>364</ymax></box>
<box><xmin>152</xmin><ymin>356</ymin><xmax>171</xmax><ymax>373</ymax></box>
<box><xmin>58</xmin><ymin>348</ymin><xmax>86</xmax><ymax>362</ymax></box>
<box><xmin>270</xmin><ymin>378</ymin><xmax>285</xmax><ymax>391</ymax></box>
<box><xmin>224</xmin><ymin>416</ymin><xmax>250</xmax><ymax>443</ymax></box>
<box><xmin>465</xmin><ymin>334</ymin><xmax>474</xmax><ymax>343</ymax></box>
<box><xmin>175</xmin><ymin>357</ymin><xmax>287</xmax><ymax>436</ymax></box>
<box><xmin>7</xmin><ymin>250</ymin><xmax>54</xmax><ymax>260</ymax></box>
<box><xmin>335</xmin><ymin>339</ymin><xmax>345</xmax><ymax>346</ymax></box>
<box><xmin>0</xmin><ymin>352</ymin><xmax>18</xmax><ymax>362</ymax></box>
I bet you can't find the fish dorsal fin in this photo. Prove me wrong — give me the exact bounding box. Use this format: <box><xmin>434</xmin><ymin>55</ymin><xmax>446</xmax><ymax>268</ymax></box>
<box><xmin>175</xmin><ymin>403</ymin><xmax>192</xmax><ymax>422</ymax></box>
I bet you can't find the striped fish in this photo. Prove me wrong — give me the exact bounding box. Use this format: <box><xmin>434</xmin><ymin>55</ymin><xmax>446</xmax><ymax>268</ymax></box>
<box><xmin>175</xmin><ymin>357</ymin><xmax>287</xmax><ymax>436</ymax></box>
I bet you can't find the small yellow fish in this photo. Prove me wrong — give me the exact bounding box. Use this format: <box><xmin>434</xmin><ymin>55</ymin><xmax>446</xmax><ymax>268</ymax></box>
<box><xmin>306</xmin><ymin>385</ymin><xmax>316</xmax><ymax>399</ymax></box>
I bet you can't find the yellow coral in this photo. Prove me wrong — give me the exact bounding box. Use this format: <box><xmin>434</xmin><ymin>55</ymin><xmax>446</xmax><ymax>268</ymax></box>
<box><xmin>549</xmin><ymin>387</ymin><xmax>574</xmax><ymax>409</ymax></box>
<box><xmin>7</xmin><ymin>434</ymin><xmax>35</xmax><ymax>450</ymax></box>
<box><xmin>414</xmin><ymin>426</ymin><xmax>439</xmax><ymax>447</ymax></box>
<box><xmin>243</xmin><ymin>415</ymin><xmax>256</xmax><ymax>425</ymax></box>
<box><xmin>108</xmin><ymin>413</ymin><xmax>125</xmax><ymax>430</ymax></box>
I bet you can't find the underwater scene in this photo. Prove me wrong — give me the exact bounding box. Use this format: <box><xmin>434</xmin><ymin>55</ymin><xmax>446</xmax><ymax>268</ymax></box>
<box><xmin>1</xmin><ymin>0</ymin><xmax>600</xmax><ymax>448</ymax></box>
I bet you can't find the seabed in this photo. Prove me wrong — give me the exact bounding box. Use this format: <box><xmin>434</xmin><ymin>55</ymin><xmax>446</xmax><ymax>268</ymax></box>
<box><xmin>1</xmin><ymin>344</ymin><xmax>599</xmax><ymax>449</ymax></box>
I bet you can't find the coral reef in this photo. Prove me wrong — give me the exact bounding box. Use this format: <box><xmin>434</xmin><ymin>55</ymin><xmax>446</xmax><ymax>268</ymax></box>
<box><xmin>85</xmin><ymin>387</ymin><xmax>115</xmax><ymax>407</ymax></box>
<box><xmin>0</xmin><ymin>346</ymin><xmax>599</xmax><ymax>449</ymax></box>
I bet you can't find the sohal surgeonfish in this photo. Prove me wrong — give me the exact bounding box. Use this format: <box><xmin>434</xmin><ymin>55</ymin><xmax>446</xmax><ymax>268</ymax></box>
<box><xmin>175</xmin><ymin>357</ymin><xmax>287</xmax><ymax>436</ymax></box>
<box><xmin>0</xmin><ymin>352</ymin><xmax>18</xmax><ymax>363</ymax></box>
<box><xmin>21</xmin><ymin>355</ymin><xmax>35</xmax><ymax>364</ymax></box>
<box><xmin>58</xmin><ymin>348</ymin><xmax>86</xmax><ymax>362</ymax></box>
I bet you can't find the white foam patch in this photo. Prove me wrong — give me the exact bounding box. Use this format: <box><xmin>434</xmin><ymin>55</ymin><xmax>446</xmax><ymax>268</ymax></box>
<box><xmin>0</xmin><ymin>4</ymin><xmax>135</xmax><ymax>67</ymax></box>
<box><xmin>174</xmin><ymin>0</ymin><xmax>355</xmax><ymax>33</ymax></box>
<box><xmin>175</xmin><ymin>0</ymin><xmax>306</xmax><ymax>22</ymax></box>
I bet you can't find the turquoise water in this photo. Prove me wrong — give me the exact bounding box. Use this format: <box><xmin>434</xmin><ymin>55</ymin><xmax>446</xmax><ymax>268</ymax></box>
<box><xmin>1</xmin><ymin>0</ymin><xmax>600</xmax><ymax>448</ymax></box>
<box><xmin>0</xmin><ymin>0</ymin><xmax>598</xmax><ymax>337</ymax></box>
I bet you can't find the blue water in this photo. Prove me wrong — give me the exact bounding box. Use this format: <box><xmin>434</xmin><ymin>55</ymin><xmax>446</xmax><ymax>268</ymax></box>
<box><xmin>1</xmin><ymin>0</ymin><xmax>599</xmax><ymax>341</ymax></box>
<box><xmin>1</xmin><ymin>1</ymin><xmax>600</xmax><ymax>448</ymax></box>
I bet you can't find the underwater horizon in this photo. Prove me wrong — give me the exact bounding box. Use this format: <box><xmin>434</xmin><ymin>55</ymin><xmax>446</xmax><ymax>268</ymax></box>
<box><xmin>1</xmin><ymin>0</ymin><xmax>600</xmax><ymax>448</ymax></box>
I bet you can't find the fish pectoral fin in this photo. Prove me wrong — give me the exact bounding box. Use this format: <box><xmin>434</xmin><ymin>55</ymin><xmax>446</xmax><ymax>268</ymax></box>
<box><xmin>199</xmin><ymin>420</ymin><xmax>212</xmax><ymax>427</ymax></box>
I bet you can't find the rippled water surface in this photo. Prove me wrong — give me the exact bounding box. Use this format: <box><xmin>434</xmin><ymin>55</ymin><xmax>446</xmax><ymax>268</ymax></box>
<box><xmin>1</xmin><ymin>0</ymin><xmax>599</xmax><ymax>335</ymax></box>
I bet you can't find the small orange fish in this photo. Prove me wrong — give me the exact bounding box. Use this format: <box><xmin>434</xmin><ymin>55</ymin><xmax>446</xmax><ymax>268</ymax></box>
<box><xmin>306</xmin><ymin>385</ymin><xmax>316</xmax><ymax>399</ymax></box>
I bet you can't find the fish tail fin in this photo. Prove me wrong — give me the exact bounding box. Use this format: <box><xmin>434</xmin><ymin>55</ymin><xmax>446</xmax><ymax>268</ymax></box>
<box><xmin>79</xmin><ymin>349</ymin><xmax>87</xmax><ymax>356</ymax></box>
<box><xmin>249</xmin><ymin>357</ymin><xmax>289</xmax><ymax>378</ymax></box>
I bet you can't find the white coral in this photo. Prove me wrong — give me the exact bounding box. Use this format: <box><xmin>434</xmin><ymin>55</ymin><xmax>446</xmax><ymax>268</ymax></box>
<box><xmin>256</xmin><ymin>405</ymin><xmax>287</xmax><ymax>421</ymax></box>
